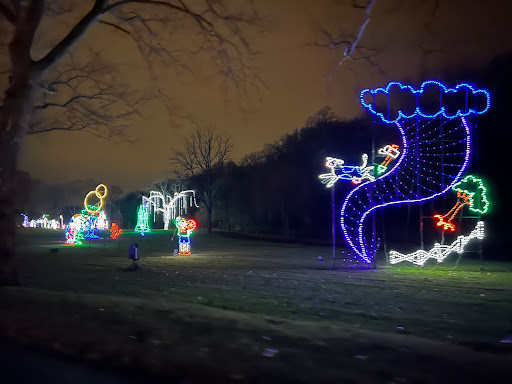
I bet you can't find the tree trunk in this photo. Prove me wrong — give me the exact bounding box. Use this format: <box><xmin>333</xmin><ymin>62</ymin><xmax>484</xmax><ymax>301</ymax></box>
<box><xmin>207</xmin><ymin>207</ymin><xmax>212</xmax><ymax>233</ymax></box>
<box><xmin>0</xmin><ymin>1</ymin><xmax>43</xmax><ymax>286</ymax></box>
<box><xmin>0</xmin><ymin>87</ymin><xmax>36</xmax><ymax>286</ymax></box>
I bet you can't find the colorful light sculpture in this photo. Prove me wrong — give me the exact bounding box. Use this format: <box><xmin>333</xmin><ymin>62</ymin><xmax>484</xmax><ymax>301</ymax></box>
<box><xmin>142</xmin><ymin>190</ymin><xmax>199</xmax><ymax>230</ymax></box>
<box><xmin>24</xmin><ymin>214</ymin><xmax>63</xmax><ymax>229</ymax></box>
<box><xmin>434</xmin><ymin>175</ymin><xmax>490</xmax><ymax>232</ymax></box>
<box><xmin>377</xmin><ymin>144</ymin><xmax>400</xmax><ymax>174</ymax></box>
<box><xmin>110</xmin><ymin>223</ymin><xmax>123</xmax><ymax>239</ymax></box>
<box><xmin>389</xmin><ymin>221</ymin><xmax>484</xmax><ymax>266</ymax></box>
<box><xmin>174</xmin><ymin>217</ymin><xmax>197</xmax><ymax>256</ymax></box>
<box><xmin>319</xmin><ymin>154</ymin><xmax>375</xmax><ymax>187</ymax></box>
<box><xmin>321</xmin><ymin>80</ymin><xmax>490</xmax><ymax>264</ymax></box>
<box><xmin>65</xmin><ymin>214</ymin><xmax>87</xmax><ymax>245</ymax></box>
<box><xmin>434</xmin><ymin>191</ymin><xmax>470</xmax><ymax>231</ymax></box>
<box><xmin>65</xmin><ymin>184</ymin><xmax>109</xmax><ymax>245</ymax></box>
<box><xmin>134</xmin><ymin>203</ymin><xmax>151</xmax><ymax>235</ymax></box>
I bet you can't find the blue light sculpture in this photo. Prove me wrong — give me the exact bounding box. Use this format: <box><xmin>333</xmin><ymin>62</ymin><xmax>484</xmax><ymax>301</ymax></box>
<box><xmin>332</xmin><ymin>80</ymin><xmax>490</xmax><ymax>264</ymax></box>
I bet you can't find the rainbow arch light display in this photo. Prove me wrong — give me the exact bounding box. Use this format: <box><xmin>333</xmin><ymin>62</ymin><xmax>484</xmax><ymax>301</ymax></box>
<box><xmin>321</xmin><ymin>80</ymin><xmax>491</xmax><ymax>265</ymax></box>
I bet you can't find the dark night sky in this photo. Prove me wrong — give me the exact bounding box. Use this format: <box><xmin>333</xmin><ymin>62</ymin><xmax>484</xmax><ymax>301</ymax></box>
<box><xmin>15</xmin><ymin>0</ymin><xmax>512</xmax><ymax>191</ymax></box>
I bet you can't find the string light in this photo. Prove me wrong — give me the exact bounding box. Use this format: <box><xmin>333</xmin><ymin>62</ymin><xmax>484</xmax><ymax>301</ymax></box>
<box><xmin>389</xmin><ymin>221</ymin><xmax>484</xmax><ymax>265</ymax></box>
<box><xmin>110</xmin><ymin>223</ymin><xmax>123</xmax><ymax>239</ymax></box>
<box><xmin>360</xmin><ymin>80</ymin><xmax>491</xmax><ymax>123</ymax></box>
<box><xmin>142</xmin><ymin>190</ymin><xmax>199</xmax><ymax>230</ymax></box>
<box><xmin>174</xmin><ymin>217</ymin><xmax>197</xmax><ymax>256</ymax></box>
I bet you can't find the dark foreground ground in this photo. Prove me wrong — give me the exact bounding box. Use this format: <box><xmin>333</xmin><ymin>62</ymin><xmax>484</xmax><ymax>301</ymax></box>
<box><xmin>1</xmin><ymin>229</ymin><xmax>511</xmax><ymax>383</ymax></box>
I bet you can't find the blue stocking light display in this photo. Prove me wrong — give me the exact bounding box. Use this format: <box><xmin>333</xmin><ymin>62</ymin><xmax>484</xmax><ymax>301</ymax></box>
<box><xmin>320</xmin><ymin>80</ymin><xmax>490</xmax><ymax>265</ymax></box>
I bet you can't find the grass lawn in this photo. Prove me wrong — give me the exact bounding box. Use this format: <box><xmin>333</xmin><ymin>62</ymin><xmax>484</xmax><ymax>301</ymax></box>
<box><xmin>1</xmin><ymin>228</ymin><xmax>512</xmax><ymax>383</ymax></box>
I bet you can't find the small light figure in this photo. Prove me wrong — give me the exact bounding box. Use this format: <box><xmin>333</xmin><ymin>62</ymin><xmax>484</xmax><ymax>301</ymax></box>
<box><xmin>434</xmin><ymin>191</ymin><xmax>470</xmax><ymax>232</ymax></box>
<box><xmin>173</xmin><ymin>217</ymin><xmax>197</xmax><ymax>256</ymax></box>
<box><xmin>110</xmin><ymin>223</ymin><xmax>123</xmax><ymax>239</ymax></box>
<box><xmin>21</xmin><ymin>214</ymin><xmax>29</xmax><ymax>228</ymax></box>
<box><xmin>319</xmin><ymin>154</ymin><xmax>375</xmax><ymax>187</ymax></box>
<box><xmin>434</xmin><ymin>175</ymin><xmax>490</xmax><ymax>232</ymax></box>
<box><xmin>377</xmin><ymin>144</ymin><xmax>400</xmax><ymax>174</ymax></box>
<box><xmin>134</xmin><ymin>203</ymin><xmax>151</xmax><ymax>235</ymax></box>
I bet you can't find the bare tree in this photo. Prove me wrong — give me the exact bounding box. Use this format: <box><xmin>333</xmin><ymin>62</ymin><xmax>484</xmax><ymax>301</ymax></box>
<box><xmin>0</xmin><ymin>0</ymin><xmax>260</xmax><ymax>286</ymax></box>
<box><xmin>170</xmin><ymin>126</ymin><xmax>232</xmax><ymax>233</ymax></box>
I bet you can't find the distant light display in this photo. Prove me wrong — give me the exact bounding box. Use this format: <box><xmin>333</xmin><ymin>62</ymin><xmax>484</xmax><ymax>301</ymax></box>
<box><xmin>23</xmin><ymin>214</ymin><xmax>63</xmax><ymax>229</ymax></box>
<box><xmin>65</xmin><ymin>184</ymin><xmax>109</xmax><ymax>245</ymax></box>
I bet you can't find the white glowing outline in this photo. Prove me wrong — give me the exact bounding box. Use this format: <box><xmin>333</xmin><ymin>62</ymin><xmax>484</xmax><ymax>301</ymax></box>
<box><xmin>389</xmin><ymin>221</ymin><xmax>484</xmax><ymax>266</ymax></box>
<box><xmin>142</xmin><ymin>190</ymin><xmax>199</xmax><ymax>230</ymax></box>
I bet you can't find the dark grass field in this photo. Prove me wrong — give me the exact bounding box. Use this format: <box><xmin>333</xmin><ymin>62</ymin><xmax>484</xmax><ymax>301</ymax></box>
<box><xmin>1</xmin><ymin>228</ymin><xmax>512</xmax><ymax>383</ymax></box>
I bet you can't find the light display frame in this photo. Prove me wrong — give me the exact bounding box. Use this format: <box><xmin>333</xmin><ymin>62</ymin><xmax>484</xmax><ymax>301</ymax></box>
<box><xmin>321</xmin><ymin>80</ymin><xmax>490</xmax><ymax>265</ymax></box>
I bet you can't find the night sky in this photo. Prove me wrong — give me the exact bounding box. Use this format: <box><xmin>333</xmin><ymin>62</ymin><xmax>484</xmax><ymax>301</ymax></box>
<box><xmin>15</xmin><ymin>0</ymin><xmax>512</xmax><ymax>191</ymax></box>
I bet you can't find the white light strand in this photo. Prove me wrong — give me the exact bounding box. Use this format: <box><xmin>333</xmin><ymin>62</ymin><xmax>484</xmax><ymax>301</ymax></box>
<box><xmin>389</xmin><ymin>221</ymin><xmax>484</xmax><ymax>266</ymax></box>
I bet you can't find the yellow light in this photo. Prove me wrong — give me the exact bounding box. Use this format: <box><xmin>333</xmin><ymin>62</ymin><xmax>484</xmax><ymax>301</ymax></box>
<box><xmin>84</xmin><ymin>184</ymin><xmax>108</xmax><ymax>212</ymax></box>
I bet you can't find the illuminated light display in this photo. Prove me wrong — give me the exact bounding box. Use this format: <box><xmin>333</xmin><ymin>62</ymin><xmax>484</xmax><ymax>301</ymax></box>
<box><xmin>319</xmin><ymin>154</ymin><xmax>375</xmax><ymax>187</ymax></box>
<box><xmin>434</xmin><ymin>191</ymin><xmax>471</xmax><ymax>231</ymax></box>
<box><xmin>84</xmin><ymin>184</ymin><xmax>108</xmax><ymax>212</ymax></box>
<box><xmin>452</xmin><ymin>175</ymin><xmax>490</xmax><ymax>215</ymax></box>
<box><xmin>433</xmin><ymin>175</ymin><xmax>490</xmax><ymax>232</ymax></box>
<box><xmin>377</xmin><ymin>144</ymin><xmax>400</xmax><ymax>174</ymax></box>
<box><xmin>330</xmin><ymin>80</ymin><xmax>491</xmax><ymax>265</ymax></box>
<box><xmin>134</xmin><ymin>203</ymin><xmax>151</xmax><ymax>235</ymax></box>
<box><xmin>24</xmin><ymin>214</ymin><xmax>63</xmax><ymax>229</ymax></box>
<box><xmin>110</xmin><ymin>223</ymin><xmax>123</xmax><ymax>239</ymax></box>
<box><xmin>389</xmin><ymin>221</ymin><xmax>484</xmax><ymax>266</ymax></box>
<box><xmin>360</xmin><ymin>80</ymin><xmax>491</xmax><ymax>124</ymax></box>
<box><xmin>65</xmin><ymin>214</ymin><xmax>87</xmax><ymax>245</ymax></box>
<box><xmin>65</xmin><ymin>184</ymin><xmax>109</xmax><ymax>245</ymax></box>
<box><xmin>142</xmin><ymin>190</ymin><xmax>199</xmax><ymax>230</ymax></box>
<box><xmin>174</xmin><ymin>217</ymin><xmax>197</xmax><ymax>256</ymax></box>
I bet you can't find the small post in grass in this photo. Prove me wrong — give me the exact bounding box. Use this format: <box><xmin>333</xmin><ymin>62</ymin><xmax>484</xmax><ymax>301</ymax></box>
<box><xmin>128</xmin><ymin>243</ymin><xmax>139</xmax><ymax>271</ymax></box>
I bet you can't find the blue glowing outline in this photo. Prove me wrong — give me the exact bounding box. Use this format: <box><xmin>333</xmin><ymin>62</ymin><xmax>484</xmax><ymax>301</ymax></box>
<box><xmin>340</xmin><ymin>117</ymin><xmax>471</xmax><ymax>263</ymax></box>
<box><xmin>360</xmin><ymin>80</ymin><xmax>491</xmax><ymax>123</ymax></box>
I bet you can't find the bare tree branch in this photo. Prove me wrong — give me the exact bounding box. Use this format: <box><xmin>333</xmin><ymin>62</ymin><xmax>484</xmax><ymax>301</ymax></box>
<box><xmin>0</xmin><ymin>1</ymin><xmax>16</xmax><ymax>24</ymax></box>
<box><xmin>35</xmin><ymin>0</ymin><xmax>107</xmax><ymax>72</ymax></box>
